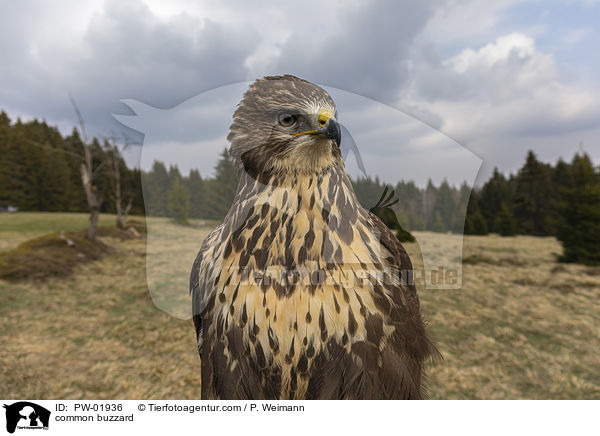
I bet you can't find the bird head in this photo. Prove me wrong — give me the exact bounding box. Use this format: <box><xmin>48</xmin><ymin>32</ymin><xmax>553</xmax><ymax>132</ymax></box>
<box><xmin>228</xmin><ymin>75</ymin><xmax>341</xmax><ymax>180</ymax></box>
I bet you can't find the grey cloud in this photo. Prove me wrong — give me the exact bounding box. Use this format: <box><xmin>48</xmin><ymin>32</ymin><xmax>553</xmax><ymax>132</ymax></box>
<box><xmin>0</xmin><ymin>0</ymin><xmax>261</xmax><ymax>139</ymax></box>
<box><xmin>276</xmin><ymin>0</ymin><xmax>438</xmax><ymax>103</ymax></box>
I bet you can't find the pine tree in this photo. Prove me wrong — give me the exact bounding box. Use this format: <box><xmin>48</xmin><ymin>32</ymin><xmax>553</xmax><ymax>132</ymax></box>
<box><xmin>395</xmin><ymin>180</ymin><xmax>425</xmax><ymax>230</ymax></box>
<box><xmin>167</xmin><ymin>177</ymin><xmax>190</xmax><ymax>224</ymax></box>
<box><xmin>5</xmin><ymin>127</ymin><xmax>38</xmax><ymax>209</ymax></box>
<box><xmin>469</xmin><ymin>210</ymin><xmax>489</xmax><ymax>235</ymax></box>
<box><xmin>432</xmin><ymin>211</ymin><xmax>446</xmax><ymax>233</ymax></box>
<box><xmin>465</xmin><ymin>192</ymin><xmax>488</xmax><ymax>235</ymax></box>
<box><xmin>556</xmin><ymin>153</ymin><xmax>600</xmax><ymax>265</ymax></box>
<box><xmin>63</xmin><ymin>129</ymin><xmax>88</xmax><ymax>212</ymax></box>
<box><xmin>204</xmin><ymin>149</ymin><xmax>238</xmax><ymax>220</ymax></box>
<box><xmin>168</xmin><ymin>165</ymin><xmax>183</xmax><ymax>187</ymax></box>
<box><xmin>513</xmin><ymin>151</ymin><xmax>552</xmax><ymax>235</ymax></box>
<box><xmin>433</xmin><ymin>179</ymin><xmax>455</xmax><ymax>231</ymax></box>
<box><xmin>37</xmin><ymin>146</ymin><xmax>71</xmax><ymax>211</ymax></box>
<box><xmin>0</xmin><ymin>116</ymin><xmax>18</xmax><ymax>207</ymax></box>
<box><xmin>452</xmin><ymin>182</ymin><xmax>472</xmax><ymax>233</ymax></box>
<box><xmin>185</xmin><ymin>169</ymin><xmax>205</xmax><ymax>219</ymax></box>
<box><xmin>548</xmin><ymin>158</ymin><xmax>573</xmax><ymax>233</ymax></box>
<box><xmin>125</xmin><ymin>168</ymin><xmax>145</xmax><ymax>216</ymax></box>
<box><xmin>494</xmin><ymin>201</ymin><xmax>517</xmax><ymax>236</ymax></box>
<box><xmin>352</xmin><ymin>176</ymin><xmax>384</xmax><ymax>209</ymax></box>
<box><xmin>479</xmin><ymin>168</ymin><xmax>512</xmax><ymax>232</ymax></box>
<box><xmin>0</xmin><ymin>110</ymin><xmax>10</xmax><ymax>127</ymax></box>
<box><xmin>423</xmin><ymin>179</ymin><xmax>437</xmax><ymax>230</ymax></box>
<box><xmin>143</xmin><ymin>161</ymin><xmax>170</xmax><ymax>216</ymax></box>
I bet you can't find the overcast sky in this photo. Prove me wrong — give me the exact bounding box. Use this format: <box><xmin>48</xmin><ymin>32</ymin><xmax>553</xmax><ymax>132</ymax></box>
<box><xmin>1</xmin><ymin>0</ymin><xmax>599</xmax><ymax>186</ymax></box>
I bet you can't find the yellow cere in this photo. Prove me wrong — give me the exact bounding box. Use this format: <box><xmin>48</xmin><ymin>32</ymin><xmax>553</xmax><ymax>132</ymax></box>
<box><xmin>318</xmin><ymin>110</ymin><xmax>333</xmax><ymax>127</ymax></box>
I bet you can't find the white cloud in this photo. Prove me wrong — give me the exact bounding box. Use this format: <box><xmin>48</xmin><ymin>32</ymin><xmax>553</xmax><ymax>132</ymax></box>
<box><xmin>561</xmin><ymin>27</ymin><xmax>594</xmax><ymax>44</ymax></box>
<box><xmin>420</xmin><ymin>0</ymin><xmax>526</xmax><ymax>45</ymax></box>
<box><xmin>0</xmin><ymin>0</ymin><xmax>261</xmax><ymax>139</ymax></box>
<box><xmin>403</xmin><ymin>31</ymin><xmax>600</xmax><ymax>181</ymax></box>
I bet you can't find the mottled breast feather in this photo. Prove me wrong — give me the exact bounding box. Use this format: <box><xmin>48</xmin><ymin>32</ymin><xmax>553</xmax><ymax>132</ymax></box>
<box><xmin>190</xmin><ymin>161</ymin><xmax>437</xmax><ymax>400</ymax></box>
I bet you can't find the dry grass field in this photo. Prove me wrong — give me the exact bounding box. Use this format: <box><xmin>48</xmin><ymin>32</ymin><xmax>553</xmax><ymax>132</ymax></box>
<box><xmin>0</xmin><ymin>212</ymin><xmax>599</xmax><ymax>399</ymax></box>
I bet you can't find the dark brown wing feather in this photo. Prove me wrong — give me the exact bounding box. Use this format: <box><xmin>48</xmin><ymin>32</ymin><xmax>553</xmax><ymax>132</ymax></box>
<box><xmin>366</xmin><ymin>211</ymin><xmax>439</xmax><ymax>398</ymax></box>
<box><xmin>190</xmin><ymin>224</ymin><xmax>223</xmax><ymax>357</ymax></box>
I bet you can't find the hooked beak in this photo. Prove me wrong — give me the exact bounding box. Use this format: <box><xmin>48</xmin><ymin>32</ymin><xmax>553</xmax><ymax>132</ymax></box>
<box><xmin>290</xmin><ymin>110</ymin><xmax>341</xmax><ymax>146</ymax></box>
<box><xmin>317</xmin><ymin>117</ymin><xmax>341</xmax><ymax>147</ymax></box>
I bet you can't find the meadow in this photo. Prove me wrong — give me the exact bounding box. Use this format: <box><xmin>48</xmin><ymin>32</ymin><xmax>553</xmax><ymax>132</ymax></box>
<box><xmin>0</xmin><ymin>212</ymin><xmax>598</xmax><ymax>399</ymax></box>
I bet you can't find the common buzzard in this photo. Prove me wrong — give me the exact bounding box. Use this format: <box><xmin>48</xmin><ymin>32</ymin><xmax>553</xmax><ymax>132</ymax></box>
<box><xmin>190</xmin><ymin>75</ymin><xmax>436</xmax><ymax>399</ymax></box>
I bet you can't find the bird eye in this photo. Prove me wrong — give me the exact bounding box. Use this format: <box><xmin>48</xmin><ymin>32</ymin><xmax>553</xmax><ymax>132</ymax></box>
<box><xmin>278</xmin><ymin>113</ymin><xmax>297</xmax><ymax>127</ymax></box>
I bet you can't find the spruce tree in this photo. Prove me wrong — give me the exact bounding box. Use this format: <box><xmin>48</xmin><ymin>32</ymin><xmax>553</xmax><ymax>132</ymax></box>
<box><xmin>549</xmin><ymin>158</ymin><xmax>573</xmax><ymax>233</ymax></box>
<box><xmin>204</xmin><ymin>149</ymin><xmax>238</xmax><ymax>220</ymax></box>
<box><xmin>556</xmin><ymin>153</ymin><xmax>600</xmax><ymax>265</ymax></box>
<box><xmin>185</xmin><ymin>169</ymin><xmax>205</xmax><ymax>219</ymax></box>
<box><xmin>513</xmin><ymin>151</ymin><xmax>552</xmax><ymax>235</ymax></box>
<box><xmin>37</xmin><ymin>146</ymin><xmax>71</xmax><ymax>211</ymax></box>
<box><xmin>469</xmin><ymin>210</ymin><xmax>489</xmax><ymax>235</ymax></box>
<box><xmin>465</xmin><ymin>192</ymin><xmax>488</xmax><ymax>236</ymax></box>
<box><xmin>423</xmin><ymin>179</ymin><xmax>437</xmax><ymax>230</ymax></box>
<box><xmin>479</xmin><ymin>168</ymin><xmax>512</xmax><ymax>232</ymax></box>
<box><xmin>494</xmin><ymin>201</ymin><xmax>517</xmax><ymax>236</ymax></box>
<box><xmin>63</xmin><ymin>129</ymin><xmax>89</xmax><ymax>211</ymax></box>
<box><xmin>352</xmin><ymin>176</ymin><xmax>384</xmax><ymax>208</ymax></box>
<box><xmin>452</xmin><ymin>182</ymin><xmax>472</xmax><ymax>233</ymax></box>
<box><xmin>432</xmin><ymin>211</ymin><xmax>446</xmax><ymax>233</ymax></box>
<box><xmin>433</xmin><ymin>179</ymin><xmax>455</xmax><ymax>231</ymax></box>
<box><xmin>143</xmin><ymin>161</ymin><xmax>169</xmax><ymax>216</ymax></box>
<box><xmin>167</xmin><ymin>177</ymin><xmax>190</xmax><ymax>224</ymax></box>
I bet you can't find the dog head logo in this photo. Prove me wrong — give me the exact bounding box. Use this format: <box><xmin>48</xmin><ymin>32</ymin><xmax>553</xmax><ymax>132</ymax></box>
<box><xmin>3</xmin><ymin>402</ymin><xmax>50</xmax><ymax>434</ymax></box>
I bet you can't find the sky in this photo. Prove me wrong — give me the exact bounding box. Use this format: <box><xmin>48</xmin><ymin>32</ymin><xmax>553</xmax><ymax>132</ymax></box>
<box><xmin>1</xmin><ymin>0</ymin><xmax>599</xmax><ymax>186</ymax></box>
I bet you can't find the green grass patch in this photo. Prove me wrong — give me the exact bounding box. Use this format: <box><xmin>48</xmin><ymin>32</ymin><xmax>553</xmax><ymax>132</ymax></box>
<box><xmin>0</xmin><ymin>212</ymin><xmax>120</xmax><ymax>233</ymax></box>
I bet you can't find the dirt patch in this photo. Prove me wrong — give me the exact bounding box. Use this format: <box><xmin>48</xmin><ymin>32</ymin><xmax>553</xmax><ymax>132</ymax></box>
<box><xmin>97</xmin><ymin>224</ymin><xmax>145</xmax><ymax>240</ymax></box>
<box><xmin>0</xmin><ymin>231</ymin><xmax>112</xmax><ymax>281</ymax></box>
<box><xmin>124</xmin><ymin>219</ymin><xmax>147</xmax><ymax>235</ymax></box>
<box><xmin>584</xmin><ymin>266</ymin><xmax>600</xmax><ymax>276</ymax></box>
<box><xmin>0</xmin><ymin>221</ymin><xmax>147</xmax><ymax>282</ymax></box>
<box><xmin>512</xmin><ymin>277</ymin><xmax>538</xmax><ymax>286</ymax></box>
<box><xmin>462</xmin><ymin>253</ymin><xmax>525</xmax><ymax>267</ymax></box>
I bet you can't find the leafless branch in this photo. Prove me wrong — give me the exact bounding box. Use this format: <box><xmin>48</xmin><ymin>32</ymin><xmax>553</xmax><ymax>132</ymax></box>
<box><xmin>69</xmin><ymin>94</ymin><xmax>89</xmax><ymax>145</ymax></box>
<box><xmin>23</xmin><ymin>138</ymin><xmax>84</xmax><ymax>160</ymax></box>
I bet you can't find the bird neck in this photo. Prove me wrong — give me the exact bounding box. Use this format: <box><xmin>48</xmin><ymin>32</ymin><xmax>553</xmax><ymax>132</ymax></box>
<box><xmin>225</xmin><ymin>162</ymin><xmax>362</xmax><ymax>236</ymax></box>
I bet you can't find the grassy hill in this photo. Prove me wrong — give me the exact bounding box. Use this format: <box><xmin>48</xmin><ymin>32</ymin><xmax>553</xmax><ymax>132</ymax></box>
<box><xmin>0</xmin><ymin>212</ymin><xmax>598</xmax><ymax>399</ymax></box>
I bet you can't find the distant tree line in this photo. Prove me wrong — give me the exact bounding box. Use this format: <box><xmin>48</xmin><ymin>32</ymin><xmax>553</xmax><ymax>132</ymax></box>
<box><xmin>463</xmin><ymin>150</ymin><xmax>600</xmax><ymax>264</ymax></box>
<box><xmin>465</xmin><ymin>151</ymin><xmax>599</xmax><ymax>239</ymax></box>
<box><xmin>0</xmin><ymin>111</ymin><xmax>144</xmax><ymax>218</ymax></box>
<box><xmin>1</xmin><ymin>110</ymin><xmax>598</xmax><ymax>264</ymax></box>
<box><xmin>139</xmin><ymin>147</ymin><xmax>600</xmax><ymax>247</ymax></box>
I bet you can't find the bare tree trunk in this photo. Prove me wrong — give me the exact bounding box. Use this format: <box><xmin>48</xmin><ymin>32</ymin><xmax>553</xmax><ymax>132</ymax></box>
<box><xmin>122</xmin><ymin>197</ymin><xmax>133</xmax><ymax>226</ymax></box>
<box><xmin>89</xmin><ymin>203</ymin><xmax>100</xmax><ymax>240</ymax></box>
<box><xmin>71</xmin><ymin>96</ymin><xmax>102</xmax><ymax>241</ymax></box>
<box><xmin>80</xmin><ymin>158</ymin><xmax>101</xmax><ymax>240</ymax></box>
<box><xmin>113</xmin><ymin>153</ymin><xmax>124</xmax><ymax>229</ymax></box>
